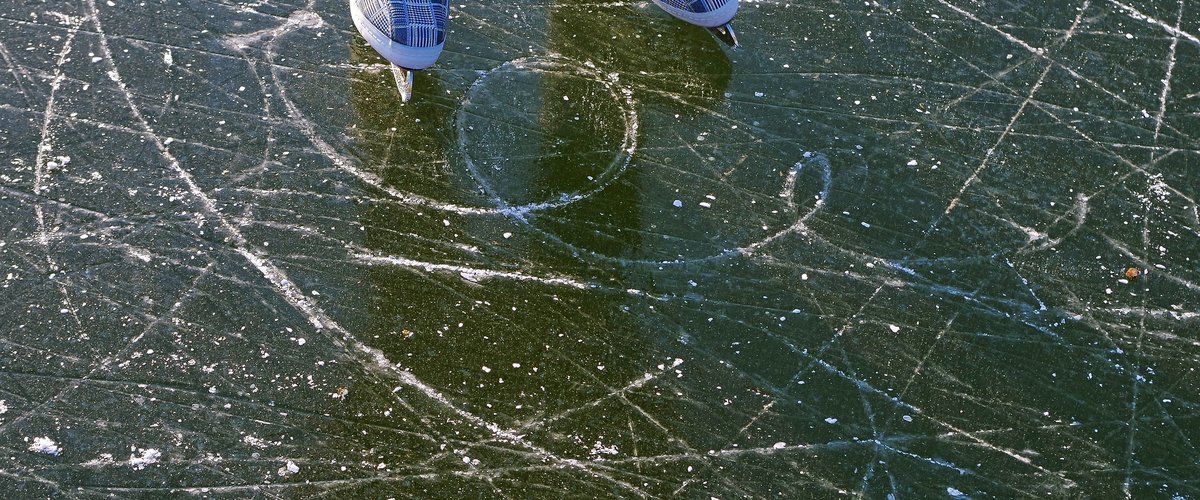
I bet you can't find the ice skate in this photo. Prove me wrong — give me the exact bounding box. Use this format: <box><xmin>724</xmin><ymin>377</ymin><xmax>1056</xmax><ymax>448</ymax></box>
<box><xmin>350</xmin><ymin>0</ymin><xmax>450</xmax><ymax>102</ymax></box>
<box><xmin>651</xmin><ymin>0</ymin><xmax>740</xmax><ymax>47</ymax></box>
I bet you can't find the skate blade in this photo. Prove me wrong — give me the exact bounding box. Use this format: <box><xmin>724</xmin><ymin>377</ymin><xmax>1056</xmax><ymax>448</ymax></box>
<box><xmin>392</xmin><ymin>65</ymin><xmax>414</xmax><ymax>103</ymax></box>
<box><xmin>708</xmin><ymin>23</ymin><xmax>739</xmax><ymax>48</ymax></box>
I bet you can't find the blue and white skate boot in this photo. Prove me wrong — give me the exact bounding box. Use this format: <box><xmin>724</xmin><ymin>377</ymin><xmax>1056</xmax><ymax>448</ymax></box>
<box><xmin>651</xmin><ymin>0</ymin><xmax>740</xmax><ymax>47</ymax></box>
<box><xmin>350</xmin><ymin>0</ymin><xmax>450</xmax><ymax>102</ymax></box>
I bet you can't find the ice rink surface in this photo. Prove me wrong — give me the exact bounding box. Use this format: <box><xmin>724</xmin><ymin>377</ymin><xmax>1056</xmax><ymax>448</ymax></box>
<box><xmin>1</xmin><ymin>0</ymin><xmax>1198</xmax><ymax>496</ymax></box>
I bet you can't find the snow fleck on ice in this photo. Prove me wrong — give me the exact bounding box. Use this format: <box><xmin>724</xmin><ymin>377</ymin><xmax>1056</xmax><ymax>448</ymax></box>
<box><xmin>83</xmin><ymin>453</ymin><xmax>116</xmax><ymax>466</ymax></box>
<box><xmin>772</xmin><ymin>442</ymin><xmax>786</xmax><ymax>449</ymax></box>
<box><xmin>28</xmin><ymin>437</ymin><xmax>62</xmax><ymax>456</ymax></box>
<box><xmin>589</xmin><ymin>440</ymin><xmax>620</xmax><ymax>458</ymax></box>
<box><xmin>278</xmin><ymin>460</ymin><xmax>300</xmax><ymax>476</ymax></box>
<box><xmin>889</xmin><ymin>325</ymin><xmax>901</xmax><ymax>333</ymax></box>
<box><xmin>947</xmin><ymin>486</ymin><xmax>965</xmax><ymax>497</ymax></box>
<box><xmin>242</xmin><ymin>435</ymin><xmax>269</xmax><ymax>448</ymax></box>
<box><xmin>129</xmin><ymin>448</ymin><xmax>161</xmax><ymax>470</ymax></box>
<box><xmin>824</xmin><ymin>417</ymin><xmax>838</xmax><ymax>424</ymax></box>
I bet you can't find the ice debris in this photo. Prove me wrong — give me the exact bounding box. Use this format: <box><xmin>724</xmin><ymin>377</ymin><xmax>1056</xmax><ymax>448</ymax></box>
<box><xmin>130</xmin><ymin>448</ymin><xmax>161</xmax><ymax>470</ymax></box>
<box><xmin>28</xmin><ymin>437</ymin><xmax>62</xmax><ymax>456</ymax></box>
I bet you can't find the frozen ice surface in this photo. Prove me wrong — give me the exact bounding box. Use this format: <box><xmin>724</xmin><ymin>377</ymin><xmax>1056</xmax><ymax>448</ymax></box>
<box><xmin>1</xmin><ymin>0</ymin><xmax>1198</xmax><ymax>497</ymax></box>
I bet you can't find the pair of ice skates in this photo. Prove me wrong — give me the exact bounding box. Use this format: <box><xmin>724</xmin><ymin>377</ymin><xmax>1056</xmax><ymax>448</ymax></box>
<box><xmin>350</xmin><ymin>0</ymin><xmax>740</xmax><ymax>102</ymax></box>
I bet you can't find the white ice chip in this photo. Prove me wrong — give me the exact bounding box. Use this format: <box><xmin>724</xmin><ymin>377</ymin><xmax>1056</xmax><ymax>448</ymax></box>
<box><xmin>129</xmin><ymin>448</ymin><xmax>161</xmax><ymax>470</ymax></box>
<box><xmin>29</xmin><ymin>437</ymin><xmax>62</xmax><ymax>456</ymax></box>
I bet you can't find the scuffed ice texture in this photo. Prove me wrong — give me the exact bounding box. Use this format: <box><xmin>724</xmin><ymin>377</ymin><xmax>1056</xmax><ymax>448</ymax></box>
<box><xmin>1</xmin><ymin>0</ymin><xmax>1198</xmax><ymax>497</ymax></box>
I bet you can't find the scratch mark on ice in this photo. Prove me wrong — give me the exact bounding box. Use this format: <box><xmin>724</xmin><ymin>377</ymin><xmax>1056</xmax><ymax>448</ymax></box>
<box><xmin>943</xmin><ymin>59</ymin><xmax>1052</xmax><ymax>214</ymax></box>
<box><xmin>1108</xmin><ymin>0</ymin><xmax>1200</xmax><ymax>47</ymax></box>
<box><xmin>1152</xmin><ymin>0</ymin><xmax>1183</xmax><ymax>143</ymax></box>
